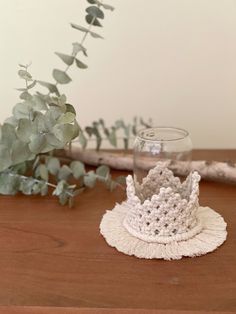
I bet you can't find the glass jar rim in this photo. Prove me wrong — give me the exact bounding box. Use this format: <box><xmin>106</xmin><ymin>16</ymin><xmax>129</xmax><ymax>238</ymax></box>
<box><xmin>137</xmin><ymin>126</ymin><xmax>190</xmax><ymax>142</ymax></box>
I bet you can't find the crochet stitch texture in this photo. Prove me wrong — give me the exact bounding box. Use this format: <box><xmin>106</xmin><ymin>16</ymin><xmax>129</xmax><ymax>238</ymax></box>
<box><xmin>124</xmin><ymin>164</ymin><xmax>202</xmax><ymax>243</ymax></box>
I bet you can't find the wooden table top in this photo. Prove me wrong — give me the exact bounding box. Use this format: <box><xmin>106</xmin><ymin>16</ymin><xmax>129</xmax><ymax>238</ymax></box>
<box><xmin>0</xmin><ymin>150</ymin><xmax>235</xmax><ymax>314</ymax></box>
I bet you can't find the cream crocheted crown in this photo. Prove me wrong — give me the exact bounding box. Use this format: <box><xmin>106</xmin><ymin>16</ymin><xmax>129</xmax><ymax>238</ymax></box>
<box><xmin>124</xmin><ymin>163</ymin><xmax>201</xmax><ymax>243</ymax></box>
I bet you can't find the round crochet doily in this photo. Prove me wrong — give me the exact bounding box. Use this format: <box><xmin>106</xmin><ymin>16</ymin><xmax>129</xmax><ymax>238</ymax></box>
<box><xmin>100</xmin><ymin>203</ymin><xmax>227</xmax><ymax>260</ymax></box>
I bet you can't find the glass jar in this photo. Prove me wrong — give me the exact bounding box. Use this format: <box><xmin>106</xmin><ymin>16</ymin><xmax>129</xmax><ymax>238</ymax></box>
<box><xmin>133</xmin><ymin>127</ymin><xmax>193</xmax><ymax>196</ymax></box>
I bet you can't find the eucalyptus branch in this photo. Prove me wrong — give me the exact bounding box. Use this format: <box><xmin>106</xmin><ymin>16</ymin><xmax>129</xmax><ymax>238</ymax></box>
<box><xmin>0</xmin><ymin>154</ymin><xmax>125</xmax><ymax>207</ymax></box>
<box><xmin>47</xmin><ymin>2</ymin><xmax>106</xmax><ymax>94</ymax></box>
<box><xmin>50</xmin><ymin>16</ymin><xmax>95</xmax><ymax>92</ymax></box>
<box><xmin>7</xmin><ymin>172</ymin><xmax>74</xmax><ymax>197</ymax></box>
<box><xmin>76</xmin><ymin>117</ymin><xmax>153</xmax><ymax>151</ymax></box>
<box><xmin>0</xmin><ymin>1</ymin><xmax>116</xmax><ymax>207</ymax></box>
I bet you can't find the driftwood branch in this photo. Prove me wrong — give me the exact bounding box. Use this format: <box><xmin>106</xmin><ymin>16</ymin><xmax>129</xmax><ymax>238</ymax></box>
<box><xmin>66</xmin><ymin>148</ymin><xmax>236</xmax><ymax>184</ymax></box>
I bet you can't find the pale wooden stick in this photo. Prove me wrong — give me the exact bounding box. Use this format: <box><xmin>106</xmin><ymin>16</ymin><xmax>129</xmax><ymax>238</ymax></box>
<box><xmin>67</xmin><ymin>147</ymin><xmax>236</xmax><ymax>184</ymax></box>
<box><xmin>68</xmin><ymin>148</ymin><xmax>133</xmax><ymax>170</ymax></box>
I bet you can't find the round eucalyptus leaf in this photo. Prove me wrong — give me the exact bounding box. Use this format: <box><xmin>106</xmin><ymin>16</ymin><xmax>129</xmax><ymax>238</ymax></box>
<box><xmin>20</xmin><ymin>91</ymin><xmax>32</xmax><ymax>101</ymax></box>
<box><xmin>115</xmin><ymin>176</ymin><xmax>126</xmax><ymax>185</ymax></box>
<box><xmin>65</xmin><ymin>104</ymin><xmax>76</xmax><ymax>115</ymax></box>
<box><xmin>86</xmin><ymin>6</ymin><xmax>104</xmax><ymax>19</ymax></box>
<box><xmin>85</xmin><ymin>14</ymin><xmax>102</xmax><ymax>27</ymax></box>
<box><xmin>55</xmin><ymin>52</ymin><xmax>75</xmax><ymax>66</ymax></box>
<box><xmin>18</xmin><ymin>70</ymin><xmax>33</xmax><ymax>81</ymax></box>
<box><xmin>96</xmin><ymin>165</ymin><xmax>110</xmax><ymax>179</ymax></box>
<box><xmin>16</xmin><ymin>119</ymin><xmax>33</xmax><ymax>143</ymax></box>
<box><xmin>33</xmin><ymin>112</ymin><xmax>47</xmax><ymax>133</ymax></box>
<box><xmin>13</xmin><ymin>102</ymin><xmax>31</xmax><ymax>119</ymax></box>
<box><xmin>48</xmin><ymin>106</ymin><xmax>65</xmax><ymax>120</ymax></box>
<box><xmin>70</xmin><ymin>161</ymin><xmax>85</xmax><ymax>179</ymax></box>
<box><xmin>53</xmin><ymin>124</ymin><xmax>75</xmax><ymax>143</ymax></box>
<box><xmin>84</xmin><ymin>172</ymin><xmax>96</xmax><ymax>188</ymax></box>
<box><xmin>39</xmin><ymin>164</ymin><xmax>49</xmax><ymax>181</ymax></box>
<box><xmin>33</xmin><ymin>95</ymin><xmax>47</xmax><ymax>111</ymax></box>
<box><xmin>75</xmin><ymin>59</ymin><xmax>88</xmax><ymax>69</ymax></box>
<box><xmin>29</xmin><ymin>134</ymin><xmax>47</xmax><ymax>154</ymax></box>
<box><xmin>47</xmin><ymin>157</ymin><xmax>60</xmax><ymax>175</ymax></box>
<box><xmin>37</xmin><ymin>81</ymin><xmax>60</xmax><ymax>96</ymax></box>
<box><xmin>45</xmin><ymin>133</ymin><xmax>64</xmax><ymax>148</ymax></box>
<box><xmin>57</xmin><ymin>112</ymin><xmax>76</xmax><ymax>124</ymax></box>
<box><xmin>58</xmin><ymin>165</ymin><xmax>72</xmax><ymax>181</ymax></box>
<box><xmin>0</xmin><ymin>173</ymin><xmax>19</xmax><ymax>195</ymax></box>
<box><xmin>43</xmin><ymin>111</ymin><xmax>57</xmax><ymax>131</ymax></box>
<box><xmin>52</xmin><ymin>69</ymin><xmax>72</xmax><ymax>84</ymax></box>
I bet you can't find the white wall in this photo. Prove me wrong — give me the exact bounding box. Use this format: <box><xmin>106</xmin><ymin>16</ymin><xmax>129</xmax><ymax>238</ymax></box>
<box><xmin>0</xmin><ymin>0</ymin><xmax>236</xmax><ymax>148</ymax></box>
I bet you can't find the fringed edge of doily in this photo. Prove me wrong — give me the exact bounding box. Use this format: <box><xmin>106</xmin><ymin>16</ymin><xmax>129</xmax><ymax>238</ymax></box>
<box><xmin>99</xmin><ymin>205</ymin><xmax>227</xmax><ymax>260</ymax></box>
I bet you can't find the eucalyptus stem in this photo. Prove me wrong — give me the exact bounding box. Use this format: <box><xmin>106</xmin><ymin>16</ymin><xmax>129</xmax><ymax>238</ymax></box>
<box><xmin>25</xmin><ymin>77</ymin><xmax>28</xmax><ymax>90</ymax></box>
<box><xmin>7</xmin><ymin>172</ymin><xmax>74</xmax><ymax>197</ymax></box>
<box><xmin>80</xmin><ymin>15</ymin><xmax>96</xmax><ymax>45</ymax></box>
<box><xmin>51</xmin><ymin>15</ymin><xmax>97</xmax><ymax>92</ymax></box>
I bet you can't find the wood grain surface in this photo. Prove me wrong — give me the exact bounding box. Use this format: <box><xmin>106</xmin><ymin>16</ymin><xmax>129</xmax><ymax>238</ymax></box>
<box><xmin>0</xmin><ymin>307</ymin><xmax>234</xmax><ymax>314</ymax></box>
<box><xmin>0</xmin><ymin>150</ymin><xmax>235</xmax><ymax>313</ymax></box>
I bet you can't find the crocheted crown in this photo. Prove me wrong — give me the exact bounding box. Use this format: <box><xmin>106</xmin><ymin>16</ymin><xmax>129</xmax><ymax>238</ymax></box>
<box><xmin>123</xmin><ymin>163</ymin><xmax>201</xmax><ymax>243</ymax></box>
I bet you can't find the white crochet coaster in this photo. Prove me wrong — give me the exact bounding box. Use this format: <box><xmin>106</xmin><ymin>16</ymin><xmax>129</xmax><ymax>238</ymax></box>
<box><xmin>100</xmin><ymin>163</ymin><xmax>227</xmax><ymax>260</ymax></box>
<box><xmin>100</xmin><ymin>204</ymin><xmax>227</xmax><ymax>260</ymax></box>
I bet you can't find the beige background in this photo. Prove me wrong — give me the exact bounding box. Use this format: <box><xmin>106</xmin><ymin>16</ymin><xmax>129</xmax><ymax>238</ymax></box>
<box><xmin>0</xmin><ymin>0</ymin><xmax>236</xmax><ymax>148</ymax></box>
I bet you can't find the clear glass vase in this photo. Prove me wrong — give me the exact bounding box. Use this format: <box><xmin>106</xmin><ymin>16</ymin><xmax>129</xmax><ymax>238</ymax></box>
<box><xmin>133</xmin><ymin>127</ymin><xmax>193</xmax><ymax>197</ymax></box>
